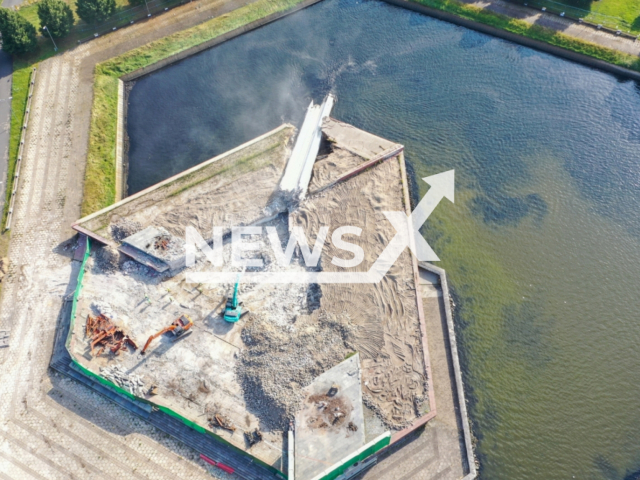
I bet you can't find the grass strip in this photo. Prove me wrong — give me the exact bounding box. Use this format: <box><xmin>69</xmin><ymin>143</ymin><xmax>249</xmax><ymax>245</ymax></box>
<box><xmin>411</xmin><ymin>0</ymin><xmax>640</xmax><ymax>70</ymax></box>
<box><xmin>82</xmin><ymin>0</ymin><xmax>308</xmax><ymax>216</ymax></box>
<box><xmin>5</xmin><ymin>63</ymin><xmax>33</xmax><ymax>220</ymax></box>
<box><xmin>83</xmin><ymin>74</ymin><xmax>119</xmax><ymax>216</ymax></box>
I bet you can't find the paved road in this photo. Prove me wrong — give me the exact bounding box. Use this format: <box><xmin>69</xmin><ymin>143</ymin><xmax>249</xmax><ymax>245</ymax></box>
<box><xmin>466</xmin><ymin>0</ymin><xmax>640</xmax><ymax>56</ymax></box>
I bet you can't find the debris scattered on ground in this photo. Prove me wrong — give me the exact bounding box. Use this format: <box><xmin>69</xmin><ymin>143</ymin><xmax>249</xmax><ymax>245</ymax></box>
<box><xmin>347</xmin><ymin>421</ymin><xmax>358</xmax><ymax>432</ymax></box>
<box><xmin>110</xmin><ymin>218</ymin><xmax>142</xmax><ymax>242</ymax></box>
<box><xmin>100</xmin><ymin>365</ymin><xmax>146</xmax><ymax>397</ymax></box>
<box><xmin>237</xmin><ymin>311</ymin><xmax>356</xmax><ymax>430</ymax></box>
<box><xmin>210</xmin><ymin>413</ymin><xmax>236</xmax><ymax>432</ymax></box>
<box><xmin>244</xmin><ymin>428</ymin><xmax>263</xmax><ymax>446</ymax></box>
<box><xmin>154</xmin><ymin>234</ymin><xmax>170</xmax><ymax>251</ymax></box>
<box><xmin>86</xmin><ymin>313</ymin><xmax>137</xmax><ymax>357</ymax></box>
<box><xmin>306</xmin><ymin>391</ymin><xmax>351</xmax><ymax>429</ymax></box>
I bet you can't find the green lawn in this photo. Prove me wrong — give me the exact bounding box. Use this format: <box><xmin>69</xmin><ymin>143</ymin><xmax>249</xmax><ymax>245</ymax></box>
<box><xmin>16</xmin><ymin>0</ymin><xmax>134</xmax><ymax>31</ymax></box>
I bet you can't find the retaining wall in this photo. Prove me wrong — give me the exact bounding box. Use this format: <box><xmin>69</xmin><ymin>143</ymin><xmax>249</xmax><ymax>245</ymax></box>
<box><xmin>419</xmin><ymin>262</ymin><xmax>477</xmax><ymax>480</ymax></box>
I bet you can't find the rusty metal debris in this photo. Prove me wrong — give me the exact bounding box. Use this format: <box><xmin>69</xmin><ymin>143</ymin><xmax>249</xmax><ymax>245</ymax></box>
<box><xmin>209</xmin><ymin>413</ymin><xmax>236</xmax><ymax>432</ymax></box>
<box><xmin>154</xmin><ymin>234</ymin><xmax>170</xmax><ymax>251</ymax></box>
<box><xmin>86</xmin><ymin>313</ymin><xmax>138</xmax><ymax>356</ymax></box>
<box><xmin>244</xmin><ymin>428</ymin><xmax>263</xmax><ymax>446</ymax></box>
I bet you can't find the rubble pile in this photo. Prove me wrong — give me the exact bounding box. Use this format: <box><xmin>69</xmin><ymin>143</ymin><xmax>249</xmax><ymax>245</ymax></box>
<box><xmin>236</xmin><ymin>311</ymin><xmax>356</xmax><ymax>430</ymax></box>
<box><xmin>100</xmin><ymin>365</ymin><xmax>146</xmax><ymax>397</ymax></box>
<box><xmin>94</xmin><ymin>245</ymin><xmax>120</xmax><ymax>273</ymax></box>
<box><xmin>86</xmin><ymin>313</ymin><xmax>138</xmax><ymax>357</ymax></box>
<box><xmin>110</xmin><ymin>218</ymin><xmax>142</xmax><ymax>242</ymax></box>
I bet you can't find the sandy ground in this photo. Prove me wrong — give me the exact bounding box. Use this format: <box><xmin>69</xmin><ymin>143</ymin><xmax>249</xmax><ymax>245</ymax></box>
<box><xmin>295</xmin><ymin>154</ymin><xmax>430</xmax><ymax>430</ymax></box>
<box><xmin>80</xmin><ymin>125</ymin><xmax>295</xmax><ymax>240</ymax></box>
<box><xmin>355</xmin><ymin>268</ymin><xmax>468</xmax><ymax>480</ymax></box>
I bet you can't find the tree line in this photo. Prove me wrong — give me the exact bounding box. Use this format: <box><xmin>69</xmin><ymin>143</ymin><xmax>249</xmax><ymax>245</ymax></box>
<box><xmin>0</xmin><ymin>0</ymin><xmax>145</xmax><ymax>55</ymax></box>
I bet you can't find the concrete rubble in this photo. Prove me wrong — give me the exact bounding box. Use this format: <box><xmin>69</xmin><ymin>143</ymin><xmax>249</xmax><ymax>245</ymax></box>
<box><xmin>100</xmin><ymin>365</ymin><xmax>147</xmax><ymax>397</ymax></box>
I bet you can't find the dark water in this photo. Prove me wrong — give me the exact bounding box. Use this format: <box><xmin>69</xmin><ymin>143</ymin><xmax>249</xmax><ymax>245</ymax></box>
<box><xmin>127</xmin><ymin>0</ymin><xmax>640</xmax><ymax>478</ymax></box>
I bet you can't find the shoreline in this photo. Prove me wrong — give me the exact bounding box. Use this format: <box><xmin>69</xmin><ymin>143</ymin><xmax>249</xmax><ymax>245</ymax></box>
<box><xmin>384</xmin><ymin>0</ymin><xmax>640</xmax><ymax>81</ymax></box>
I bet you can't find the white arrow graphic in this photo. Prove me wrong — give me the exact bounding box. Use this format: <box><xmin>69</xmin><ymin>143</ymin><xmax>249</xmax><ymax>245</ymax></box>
<box><xmin>372</xmin><ymin>169</ymin><xmax>454</xmax><ymax>278</ymax></box>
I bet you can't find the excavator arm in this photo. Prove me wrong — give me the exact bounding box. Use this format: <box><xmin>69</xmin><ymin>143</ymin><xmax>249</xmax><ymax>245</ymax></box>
<box><xmin>140</xmin><ymin>315</ymin><xmax>193</xmax><ymax>355</ymax></box>
<box><xmin>141</xmin><ymin>325</ymin><xmax>176</xmax><ymax>355</ymax></box>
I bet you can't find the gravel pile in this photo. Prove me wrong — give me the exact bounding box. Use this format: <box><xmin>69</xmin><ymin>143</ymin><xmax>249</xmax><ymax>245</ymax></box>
<box><xmin>94</xmin><ymin>245</ymin><xmax>120</xmax><ymax>273</ymax></box>
<box><xmin>110</xmin><ymin>218</ymin><xmax>142</xmax><ymax>242</ymax></box>
<box><xmin>100</xmin><ymin>365</ymin><xmax>146</xmax><ymax>397</ymax></box>
<box><xmin>236</xmin><ymin>310</ymin><xmax>356</xmax><ymax>430</ymax></box>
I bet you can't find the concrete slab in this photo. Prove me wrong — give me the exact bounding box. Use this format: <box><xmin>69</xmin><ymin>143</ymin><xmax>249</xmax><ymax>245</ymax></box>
<box><xmin>121</xmin><ymin>225</ymin><xmax>186</xmax><ymax>271</ymax></box>
<box><xmin>295</xmin><ymin>354</ymin><xmax>367</xmax><ymax>480</ymax></box>
<box><xmin>322</xmin><ymin>117</ymin><xmax>397</xmax><ymax>160</ymax></box>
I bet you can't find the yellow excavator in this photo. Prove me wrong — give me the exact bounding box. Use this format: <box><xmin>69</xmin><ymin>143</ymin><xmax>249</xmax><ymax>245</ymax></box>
<box><xmin>141</xmin><ymin>315</ymin><xmax>193</xmax><ymax>355</ymax></box>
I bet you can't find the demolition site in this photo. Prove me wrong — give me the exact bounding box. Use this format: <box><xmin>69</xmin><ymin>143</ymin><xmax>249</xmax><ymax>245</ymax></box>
<box><xmin>50</xmin><ymin>95</ymin><xmax>474</xmax><ymax>480</ymax></box>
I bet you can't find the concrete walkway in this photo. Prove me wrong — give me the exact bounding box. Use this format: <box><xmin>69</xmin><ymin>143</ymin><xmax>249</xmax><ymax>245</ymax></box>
<box><xmin>464</xmin><ymin>0</ymin><xmax>640</xmax><ymax>56</ymax></box>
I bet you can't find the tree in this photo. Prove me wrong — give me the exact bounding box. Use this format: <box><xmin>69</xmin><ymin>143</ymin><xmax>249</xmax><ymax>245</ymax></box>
<box><xmin>75</xmin><ymin>0</ymin><xmax>115</xmax><ymax>24</ymax></box>
<box><xmin>37</xmin><ymin>0</ymin><xmax>74</xmax><ymax>38</ymax></box>
<box><xmin>0</xmin><ymin>8</ymin><xmax>37</xmax><ymax>55</ymax></box>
